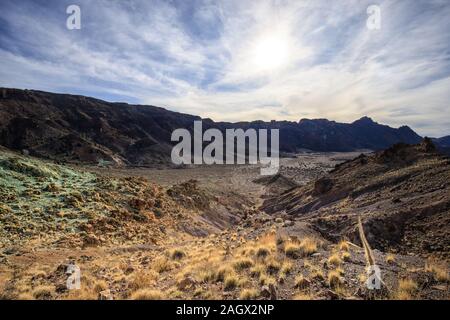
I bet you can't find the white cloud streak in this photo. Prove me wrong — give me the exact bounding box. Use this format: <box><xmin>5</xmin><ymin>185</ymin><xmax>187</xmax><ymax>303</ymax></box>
<box><xmin>0</xmin><ymin>0</ymin><xmax>449</xmax><ymax>136</ymax></box>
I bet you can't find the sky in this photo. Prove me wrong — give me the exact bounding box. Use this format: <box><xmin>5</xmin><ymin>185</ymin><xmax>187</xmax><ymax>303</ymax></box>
<box><xmin>0</xmin><ymin>0</ymin><xmax>449</xmax><ymax>137</ymax></box>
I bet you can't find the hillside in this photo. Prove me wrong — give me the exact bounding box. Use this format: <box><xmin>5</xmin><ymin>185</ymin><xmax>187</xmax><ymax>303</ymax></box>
<box><xmin>0</xmin><ymin>88</ymin><xmax>422</xmax><ymax>166</ymax></box>
<box><xmin>262</xmin><ymin>139</ymin><xmax>450</xmax><ymax>259</ymax></box>
<box><xmin>0</xmin><ymin>145</ymin><xmax>448</xmax><ymax>300</ymax></box>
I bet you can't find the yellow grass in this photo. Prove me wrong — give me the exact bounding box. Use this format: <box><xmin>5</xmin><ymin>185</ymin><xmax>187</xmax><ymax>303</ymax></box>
<box><xmin>233</xmin><ymin>257</ymin><xmax>254</xmax><ymax>271</ymax></box>
<box><xmin>32</xmin><ymin>285</ymin><xmax>55</xmax><ymax>300</ymax></box>
<box><xmin>224</xmin><ymin>274</ymin><xmax>239</xmax><ymax>290</ymax></box>
<box><xmin>299</xmin><ymin>238</ymin><xmax>318</xmax><ymax>256</ymax></box>
<box><xmin>425</xmin><ymin>260</ymin><xmax>449</xmax><ymax>282</ymax></box>
<box><xmin>338</xmin><ymin>240</ymin><xmax>349</xmax><ymax>252</ymax></box>
<box><xmin>294</xmin><ymin>275</ymin><xmax>310</xmax><ymax>290</ymax></box>
<box><xmin>293</xmin><ymin>293</ymin><xmax>312</xmax><ymax>300</ymax></box>
<box><xmin>327</xmin><ymin>270</ymin><xmax>343</xmax><ymax>289</ymax></box>
<box><xmin>385</xmin><ymin>253</ymin><xmax>395</xmax><ymax>265</ymax></box>
<box><xmin>152</xmin><ymin>257</ymin><xmax>173</xmax><ymax>273</ymax></box>
<box><xmin>130</xmin><ymin>289</ymin><xmax>164</xmax><ymax>300</ymax></box>
<box><xmin>239</xmin><ymin>288</ymin><xmax>259</xmax><ymax>300</ymax></box>
<box><xmin>394</xmin><ymin>278</ymin><xmax>418</xmax><ymax>300</ymax></box>
<box><xmin>328</xmin><ymin>253</ymin><xmax>342</xmax><ymax>266</ymax></box>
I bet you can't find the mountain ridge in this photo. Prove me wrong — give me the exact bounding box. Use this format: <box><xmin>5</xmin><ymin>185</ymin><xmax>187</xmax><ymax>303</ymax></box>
<box><xmin>0</xmin><ymin>87</ymin><xmax>433</xmax><ymax>166</ymax></box>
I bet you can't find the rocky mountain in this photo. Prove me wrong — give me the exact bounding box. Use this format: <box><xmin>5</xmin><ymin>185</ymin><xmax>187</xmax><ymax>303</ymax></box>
<box><xmin>262</xmin><ymin>139</ymin><xmax>450</xmax><ymax>259</ymax></box>
<box><xmin>0</xmin><ymin>88</ymin><xmax>423</xmax><ymax>165</ymax></box>
<box><xmin>434</xmin><ymin>136</ymin><xmax>450</xmax><ymax>147</ymax></box>
<box><xmin>433</xmin><ymin>136</ymin><xmax>450</xmax><ymax>155</ymax></box>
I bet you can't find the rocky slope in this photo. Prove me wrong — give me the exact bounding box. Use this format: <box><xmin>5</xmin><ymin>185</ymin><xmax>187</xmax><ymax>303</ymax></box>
<box><xmin>0</xmin><ymin>88</ymin><xmax>423</xmax><ymax>165</ymax></box>
<box><xmin>262</xmin><ymin>139</ymin><xmax>450</xmax><ymax>259</ymax></box>
<box><xmin>0</xmin><ymin>146</ymin><xmax>251</xmax><ymax>249</ymax></box>
<box><xmin>0</xmin><ymin>144</ymin><xmax>448</xmax><ymax>300</ymax></box>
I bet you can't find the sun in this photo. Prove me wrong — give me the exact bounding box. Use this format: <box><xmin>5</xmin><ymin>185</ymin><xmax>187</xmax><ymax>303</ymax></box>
<box><xmin>252</xmin><ymin>32</ymin><xmax>290</xmax><ymax>72</ymax></box>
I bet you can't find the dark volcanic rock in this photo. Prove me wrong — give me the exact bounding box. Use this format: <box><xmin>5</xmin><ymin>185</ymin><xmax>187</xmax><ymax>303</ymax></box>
<box><xmin>0</xmin><ymin>88</ymin><xmax>423</xmax><ymax>165</ymax></box>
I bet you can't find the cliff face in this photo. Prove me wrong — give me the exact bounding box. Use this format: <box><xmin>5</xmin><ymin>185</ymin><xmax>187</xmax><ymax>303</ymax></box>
<box><xmin>0</xmin><ymin>88</ymin><xmax>423</xmax><ymax>165</ymax></box>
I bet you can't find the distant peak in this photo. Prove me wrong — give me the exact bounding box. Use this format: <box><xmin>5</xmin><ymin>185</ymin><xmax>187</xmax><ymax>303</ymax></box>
<box><xmin>353</xmin><ymin>116</ymin><xmax>375</xmax><ymax>124</ymax></box>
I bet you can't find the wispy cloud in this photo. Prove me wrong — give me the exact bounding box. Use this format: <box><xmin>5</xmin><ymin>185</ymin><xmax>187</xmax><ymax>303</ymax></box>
<box><xmin>0</xmin><ymin>0</ymin><xmax>449</xmax><ymax>136</ymax></box>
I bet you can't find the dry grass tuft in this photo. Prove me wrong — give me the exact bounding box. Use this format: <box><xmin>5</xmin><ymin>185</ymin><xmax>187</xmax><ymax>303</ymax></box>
<box><xmin>293</xmin><ymin>293</ymin><xmax>312</xmax><ymax>300</ymax></box>
<box><xmin>425</xmin><ymin>260</ymin><xmax>449</xmax><ymax>283</ymax></box>
<box><xmin>265</xmin><ymin>258</ymin><xmax>281</xmax><ymax>275</ymax></box>
<box><xmin>93</xmin><ymin>280</ymin><xmax>108</xmax><ymax>293</ymax></box>
<box><xmin>327</xmin><ymin>270</ymin><xmax>343</xmax><ymax>289</ymax></box>
<box><xmin>239</xmin><ymin>288</ymin><xmax>259</xmax><ymax>300</ymax></box>
<box><xmin>216</xmin><ymin>266</ymin><xmax>234</xmax><ymax>282</ymax></box>
<box><xmin>233</xmin><ymin>258</ymin><xmax>254</xmax><ymax>271</ymax></box>
<box><xmin>395</xmin><ymin>278</ymin><xmax>418</xmax><ymax>300</ymax></box>
<box><xmin>256</xmin><ymin>246</ymin><xmax>271</xmax><ymax>258</ymax></box>
<box><xmin>130</xmin><ymin>289</ymin><xmax>164</xmax><ymax>300</ymax></box>
<box><xmin>299</xmin><ymin>238</ymin><xmax>318</xmax><ymax>256</ymax></box>
<box><xmin>385</xmin><ymin>253</ymin><xmax>395</xmax><ymax>265</ymax></box>
<box><xmin>32</xmin><ymin>285</ymin><xmax>55</xmax><ymax>300</ymax></box>
<box><xmin>250</xmin><ymin>264</ymin><xmax>265</xmax><ymax>278</ymax></box>
<box><xmin>17</xmin><ymin>293</ymin><xmax>34</xmax><ymax>300</ymax></box>
<box><xmin>170</xmin><ymin>248</ymin><xmax>186</xmax><ymax>260</ymax></box>
<box><xmin>280</xmin><ymin>261</ymin><xmax>294</xmax><ymax>275</ymax></box>
<box><xmin>342</xmin><ymin>252</ymin><xmax>351</xmax><ymax>262</ymax></box>
<box><xmin>328</xmin><ymin>253</ymin><xmax>342</xmax><ymax>267</ymax></box>
<box><xmin>259</xmin><ymin>274</ymin><xmax>276</xmax><ymax>286</ymax></box>
<box><xmin>129</xmin><ymin>271</ymin><xmax>158</xmax><ymax>291</ymax></box>
<box><xmin>224</xmin><ymin>274</ymin><xmax>239</xmax><ymax>291</ymax></box>
<box><xmin>294</xmin><ymin>275</ymin><xmax>310</xmax><ymax>290</ymax></box>
<box><xmin>311</xmin><ymin>269</ymin><xmax>325</xmax><ymax>281</ymax></box>
<box><xmin>338</xmin><ymin>240</ymin><xmax>349</xmax><ymax>252</ymax></box>
<box><xmin>152</xmin><ymin>257</ymin><xmax>173</xmax><ymax>273</ymax></box>
<box><xmin>284</xmin><ymin>243</ymin><xmax>301</xmax><ymax>258</ymax></box>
